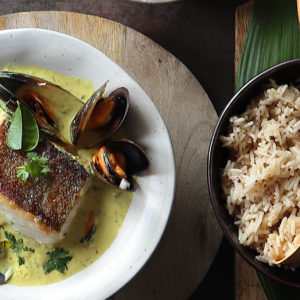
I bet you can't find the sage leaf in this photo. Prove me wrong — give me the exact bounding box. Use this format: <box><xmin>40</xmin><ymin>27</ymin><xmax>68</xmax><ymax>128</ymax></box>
<box><xmin>6</xmin><ymin>104</ymin><xmax>22</xmax><ymax>150</ymax></box>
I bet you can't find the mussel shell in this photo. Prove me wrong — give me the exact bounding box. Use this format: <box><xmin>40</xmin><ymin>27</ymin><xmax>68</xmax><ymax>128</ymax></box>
<box><xmin>70</xmin><ymin>81</ymin><xmax>107</xmax><ymax>146</ymax></box>
<box><xmin>0</xmin><ymin>77</ymin><xmax>57</xmax><ymax>137</ymax></box>
<box><xmin>91</xmin><ymin>139</ymin><xmax>150</xmax><ymax>191</ymax></box>
<box><xmin>0</xmin><ymin>83</ymin><xmax>19</xmax><ymax>115</ymax></box>
<box><xmin>70</xmin><ymin>84</ymin><xmax>129</xmax><ymax>148</ymax></box>
<box><xmin>0</xmin><ymin>71</ymin><xmax>83</xmax><ymax>145</ymax></box>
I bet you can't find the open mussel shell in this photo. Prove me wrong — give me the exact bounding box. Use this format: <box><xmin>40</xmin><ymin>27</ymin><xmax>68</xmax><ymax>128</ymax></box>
<box><xmin>0</xmin><ymin>83</ymin><xmax>20</xmax><ymax>116</ymax></box>
<box><xmin>70</xmin><ymin>83</ymin><xmax>129</xmax><ymax>148</ymax></box>
<box><xmin>0</xmin><ymin>71</ymin><xmax>83</xmax><ymax>143</ymax></box>
<box><xmin>91</xmin><ymin>139</ymin><xmax>150</xmax><ymax>191</ymax></box>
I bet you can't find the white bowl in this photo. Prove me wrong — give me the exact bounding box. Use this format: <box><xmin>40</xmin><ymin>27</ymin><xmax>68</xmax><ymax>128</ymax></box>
<box><xmin>0</xmin><ymin>28</ymin><xmax>175</xmax><ymax>300</ymax></box>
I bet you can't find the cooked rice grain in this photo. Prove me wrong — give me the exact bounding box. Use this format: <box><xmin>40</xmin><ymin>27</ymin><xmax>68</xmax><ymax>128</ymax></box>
<box><xmin>221</xmin><ymin>83</ymin><xmax>300</xmax><ymax>264</ymax></box>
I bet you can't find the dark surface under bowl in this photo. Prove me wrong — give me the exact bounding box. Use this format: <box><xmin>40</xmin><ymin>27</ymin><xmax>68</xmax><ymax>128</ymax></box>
<box><xmin>208</xmin><ymin>59</ymin><xmax>300</xmax><ymax>288</ymax></box>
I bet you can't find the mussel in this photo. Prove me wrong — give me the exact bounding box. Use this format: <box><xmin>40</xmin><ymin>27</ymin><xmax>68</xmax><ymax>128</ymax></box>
<box><xmin>91</xmin><ymin>140</ymin><xmax>149</xmax><ymax>191</ymax></box>
<box><xmin>0</xmin><ymin>72</ymin><xmax>129</xmax><ymax>149</ymax></box>
<box><xmin>70</xmin><ymin>82</ymin><xmax>129</xmax><ymax>148</ymax></box>
<box><xmin>0</xmin><ymin>71</ymin><xmax>149</xmax><ymax>192</ymax></box>
<box><xmin>0</xmin><ymin>71</ymin><xmax>83</xmax><ymax>144</ymax></box>
<box><xmin>0</xmin><ymin>268</ymin><xmax>13</xmax><ymax>285</ymax></box>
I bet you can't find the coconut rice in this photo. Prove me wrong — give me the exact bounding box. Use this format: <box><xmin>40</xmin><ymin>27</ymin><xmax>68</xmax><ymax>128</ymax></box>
<box><xmin>221</xmin><ymin>82</ymin><xmax>300</xmax><ymax>265</ymax></box>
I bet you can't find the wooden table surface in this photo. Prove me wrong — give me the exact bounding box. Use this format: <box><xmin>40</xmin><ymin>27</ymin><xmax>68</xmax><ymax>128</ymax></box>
<box><xmin>0</xmin><ymin>10</ymin><xmax>223</xmax><ymax>300</ymax></box>
<box><xmin>0</xmin><ymin>1</ymin><xmax>258</xmax><ymax>299</ymax></box>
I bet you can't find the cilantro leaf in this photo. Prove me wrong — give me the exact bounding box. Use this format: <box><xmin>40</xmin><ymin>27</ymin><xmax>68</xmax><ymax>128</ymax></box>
<box><xmin>15</xmin><ymin>239</ymin><xmax>24</xmax><ymax>254</ymax></box>
<box><xmin>3</xmin><ymin>231</ymin><xmax>25</xmax><ymax>266</ymax></box>
<box><xmin>4</xmin><ymin>231</ymin><xmax>17</xmax><ymax>248</ymax></box>
<box><xmin>17</xmin><ymin>152</ymin><xmax>50</xmax><ymax>182</ymax></box>
<box><xmin>17</xmin><ymin>166</ymin><xmax>29</xmax><ymax>182</ymax></box>
<box><xmin>43</xmin><ymin>248</ymin><xmax>72</xmax><ymax>274</ymax></box>
<box><xmin>18</xmin><ymin>256</ymin><xmax>25</xmax><ymax>266</ymax></box>
<box><xmin>26</xmin><ymin>152</ymin><xmax>38</xmax><ymax>159</ymax></box>
<box><xmin>23</xmin><ymin>247</ymin><xmax>35</xmax><ymax>253</ymax></box>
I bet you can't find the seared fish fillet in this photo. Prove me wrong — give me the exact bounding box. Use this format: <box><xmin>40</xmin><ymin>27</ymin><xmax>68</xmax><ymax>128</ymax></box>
<box><xmin>0</xmin><ymin>120</ymin><xmax>89</xmax><ymax>245</ymax></box>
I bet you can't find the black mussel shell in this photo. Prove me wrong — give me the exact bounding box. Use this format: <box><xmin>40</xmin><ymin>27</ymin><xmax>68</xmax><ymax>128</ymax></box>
<box><xmin>0</xmin><ymin>83</ymin><xmax>19</xmax><ymax>115</ymax></box>
<box><xmin>91</xmin><ymin>139</ymin><xmax>150</xmax><ymax>191</ymax></box>
<box><xmin>70</xmin><ymin>83</ymin><xmax>129</xmax><ymax>148</ymax></box>
<box><xmin>0</xmin><ymin>79</ymin><xmax>57</xmax><ymax>137</ymax></box>
<box><xmin>0</xmin><ymin>71</ymin><xmax>83</xmax><ymax>145</ymax></box>
<box><xmin>70</xmin><ymin>82</ymin><xmax>107</xmax><ymax>146</ymax></box>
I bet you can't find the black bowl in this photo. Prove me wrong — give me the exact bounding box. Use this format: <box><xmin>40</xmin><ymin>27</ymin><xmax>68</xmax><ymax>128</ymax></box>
<box><xmin>208</xmin><ymin>59</ymin><xmax>300</xmax><ymax>287</ymax></box>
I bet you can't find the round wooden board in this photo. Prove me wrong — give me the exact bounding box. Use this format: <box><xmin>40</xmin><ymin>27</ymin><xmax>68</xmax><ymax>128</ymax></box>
<box><xmin>0</xmin><ymin>11</ymin><xmax>223</xmax><ymax>299</ymax></box>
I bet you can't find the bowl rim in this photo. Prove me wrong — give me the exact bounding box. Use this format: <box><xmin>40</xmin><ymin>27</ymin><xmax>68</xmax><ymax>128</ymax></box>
<box><xmin>207</xmin><ymin>58</ymin><xmax>300</xmax><ymax>287</ymax></box>
<box><xmin>0</xmin><ymin>27</ymin><xmax>176</xmax><ymax>299</ymax></box>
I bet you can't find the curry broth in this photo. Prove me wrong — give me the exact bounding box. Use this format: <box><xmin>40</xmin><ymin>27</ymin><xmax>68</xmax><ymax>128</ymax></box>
<box><xmin>0</xmin><ymin>65</ymin><xmax>132</xmax><ymax>286</ymax></box>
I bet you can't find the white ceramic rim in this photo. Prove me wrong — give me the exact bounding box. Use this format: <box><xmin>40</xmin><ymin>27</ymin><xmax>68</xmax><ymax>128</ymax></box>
<box><xmin>0</xmin><ymin>28</ymin><xmax>175</xmax><ymax>300</ymax></box>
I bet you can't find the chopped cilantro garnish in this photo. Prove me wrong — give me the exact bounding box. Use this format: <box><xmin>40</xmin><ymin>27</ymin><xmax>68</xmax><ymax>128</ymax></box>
<box><xmin>43</xmin><ymin>248</ymin><xmax>72</xmax><ymax>274</ymax></box>
<box><xmin>0</xmin><ymin>227</ymin><xmax>35</xmax><ymax>266</ymax></box>
<box><xmin>23</xmin><ymin>247</ymin><xmax>35</xmax><ymax>253</ymax></box>
<box><xmin>3</xmin><ymin>230</ymin><xmax>25</xmax><ymax>266</ymax></box>
<box><xmin>17</xmin><ymin>152</ymin><xmax>50</xmax><ymax>182</ymax></box>
<box><xmin>4</xmin><ymin>231</ymin><xmax>21</xmax><ymax>250</ymax></box>
<box><xmin>18</xmin><ymin>256</ymin><xmax>25</xmax><ymax>266</ymax></box>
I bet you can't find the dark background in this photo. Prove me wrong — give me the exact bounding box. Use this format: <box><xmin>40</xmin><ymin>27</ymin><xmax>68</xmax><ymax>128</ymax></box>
<box><xmin>0</xmin><ymin>0</ymin><xmax>245</xmax><ymax>114</ymax></box>
<box><xmin>0</xmin><ymin>0</ymin><xmax>247</xmax><ymax>298</ymax></box>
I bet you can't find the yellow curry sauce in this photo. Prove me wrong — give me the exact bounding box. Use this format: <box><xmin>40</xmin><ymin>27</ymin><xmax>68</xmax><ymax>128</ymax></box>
<box><xmin>0</xmin><ymin>65</ymin><xmax>133</xmax><ymax>286</ymax></box>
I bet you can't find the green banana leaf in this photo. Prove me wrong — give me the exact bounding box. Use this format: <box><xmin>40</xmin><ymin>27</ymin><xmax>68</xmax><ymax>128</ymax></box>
<box><xmin>236</xmin><ymin>0</ymin><xmax>300</xmax><ymax>299</ymax></box>
<box><xmin>236</xmin><ymin>0</ymin><xmax>300</xmax><ymax>91</ymax></box>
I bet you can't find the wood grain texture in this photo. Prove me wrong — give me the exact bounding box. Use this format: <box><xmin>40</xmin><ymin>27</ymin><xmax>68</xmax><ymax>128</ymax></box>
<box><xmin>0</xmin><ymin>11</ymin><xmax>223</xmax><ymax>299</ymax></box>
<box><xmin>234</xmin><ymin>1</ymin><xmax>253</xmax><ymax>78</ymax></box>
<box><xmin>235</xmin><ymin>3</ymin><xmax>266</xmax><ymax>300</ymax></box>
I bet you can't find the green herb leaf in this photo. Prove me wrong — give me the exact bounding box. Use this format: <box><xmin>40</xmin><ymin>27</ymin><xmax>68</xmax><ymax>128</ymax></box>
<box><xmin>17</xmin><ymin>152</ymin><xmax>50</xmax><ymax>182</ymax></box>
<box><xmin>4</xmin><ymin>231</ymin><xmax>17</xmax><ymax>248</ymax></box>
<box><xmin>6</xmin><ymin>102</ymin><xmax>39</xmax><ymax>152</ymax></box>
<box><xmin>43</xmin><ymin>248</ymin><xmax>72</xmax><ymax>274</ymax></box>
<box><xmin>16</xmin><ymin>166</ymin><xmax>30</xmax><ymax>182</ymax></box>
<box><xmin>236</xmin><ymin>0</ymin><xmax>300</xmax><ymax>91</ymax></box>
<box><xmin>18</xmin><ymin>256</ymin><xmax>25</xmax><ymax>266</ymax></box>
<box><xmin>23</xmin><ymin>247</ymin><xmax>35</xmax><ymax>253</ymax></box>
<box><xmin>6</xmin><ymin>104</ymin><xmax>22</xmax><ymax>150</ymax></box>
<box><xmin>26</xmin><ymin>152</ymin><xmax>38</xmax><ymax>159</ymax></box>
<box><xmin>3</xmin><ymin>230</ymin><xmax>25</xmax><ymax>266</ymax></box>
<box><xmin>21</xmin><ymin>104</ymin><xmax>39</xmax><ymax>151</ymax></box>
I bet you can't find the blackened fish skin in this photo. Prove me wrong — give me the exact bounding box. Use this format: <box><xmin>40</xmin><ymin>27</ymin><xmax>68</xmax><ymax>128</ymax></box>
<box><xmin>0</xmin><ymin>123</ymin><xmax>89</xmax><ymax>232</ymax></box>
